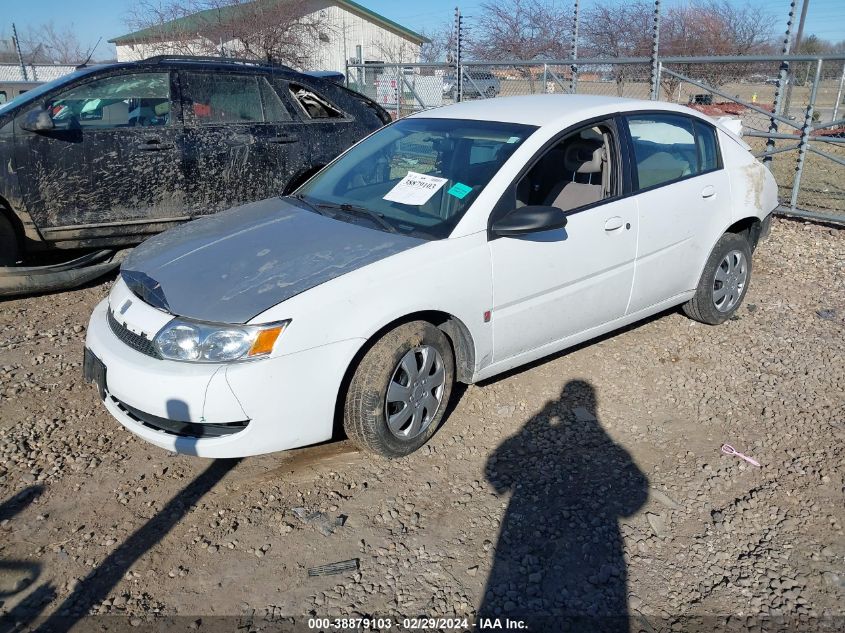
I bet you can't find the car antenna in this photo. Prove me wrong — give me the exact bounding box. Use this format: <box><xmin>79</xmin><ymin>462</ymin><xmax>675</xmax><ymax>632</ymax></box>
<box><xmin>76</xmin><ymin>37</ymin><xmax>102</xmax><ymax>70</ymax></box>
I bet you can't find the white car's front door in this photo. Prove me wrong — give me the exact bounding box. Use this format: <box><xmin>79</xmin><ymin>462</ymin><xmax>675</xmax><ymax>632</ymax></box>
<box><xmin>487</xmin><ymin>121</ymin><xmax>638</xmax><ymax>365</ymax></box>
<box><xmin>489</xmin><ymin>198</ymin><xmax>638</xmax><ymax>363</ymax></box>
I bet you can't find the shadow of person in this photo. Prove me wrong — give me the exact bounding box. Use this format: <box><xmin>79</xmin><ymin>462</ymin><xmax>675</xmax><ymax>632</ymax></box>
<box><xmin>0</xmin><ymin>460</ymin><xmax>238</xmax><ymax>633</ymax></box>
<box><xmin>479</xmin><ymin>380</ymin><xmax>648</xmax><ymax>632</ymax></box>
<box><xmin>0</xmin><ymin>486</ymin><xmax>53</xmax><ymax>631</ymax></box>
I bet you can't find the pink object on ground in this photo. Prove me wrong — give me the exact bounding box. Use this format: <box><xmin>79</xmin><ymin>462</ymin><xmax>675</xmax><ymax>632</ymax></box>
<box><xmin>721</xmin><ymin>444</ymin><xmax>761</xmax><ymax>467</ymax></box>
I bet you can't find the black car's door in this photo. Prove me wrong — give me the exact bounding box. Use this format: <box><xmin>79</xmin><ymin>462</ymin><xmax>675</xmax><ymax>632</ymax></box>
<box><xmin>14</xmin><ymin>70</ymin><xmax>185</xmax><ymax>238</ymax></box>
<box><xmin>179</xmin><ymin>71</ymin><xmax>310</xmax><ymax>216</ymax></box>
<box><xmin>285</xmin><ymin>80</ymin><xmax>358</xmax><ymax>172</ymax></box>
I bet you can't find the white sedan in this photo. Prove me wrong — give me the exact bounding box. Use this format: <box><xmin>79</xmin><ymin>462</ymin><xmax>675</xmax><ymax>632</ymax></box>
<box><xmin>84</xmin><ymin>95</ymin><xmax>777</xmax><ymax>459</ymax></box>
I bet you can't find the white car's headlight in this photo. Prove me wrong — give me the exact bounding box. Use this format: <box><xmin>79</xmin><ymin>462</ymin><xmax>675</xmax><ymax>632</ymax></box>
<box><xmin>153</xmin><ymin>318</ymin><xmax>290</xmax><ymax>363</ymax></box>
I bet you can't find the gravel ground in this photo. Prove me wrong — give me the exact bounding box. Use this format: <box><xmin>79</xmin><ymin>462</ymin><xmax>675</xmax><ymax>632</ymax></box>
<box><xmin>0</xmin><ymin>218</ymin><xmax>843</xmax><ymax>632</ymax></box>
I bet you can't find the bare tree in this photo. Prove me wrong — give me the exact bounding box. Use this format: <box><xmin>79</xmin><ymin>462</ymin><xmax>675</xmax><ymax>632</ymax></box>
<box><xmin>580</xmin><ymin>1</ymin><xmax>654</xmax><ymax>58</ymax></box>
<box><xmin>469</xmin><ymin>0</ymin><xmax>571</xmax><ymax>61</ymax></box>
<box><xmin>580</xmin><ymin>1</ymin><xmax>654</xmax><ymax>95</ymax></box>
<box><xmin>659</xmin><ymin>0</ymin><xmax>775</xmax><ymax>57</ymax></box>
<box><xmin>373</xmin><ymin>39</ymin><xmax>420</xmax><ymax>65</ymax></box>
<box><xmin>419</xmin><ymin>22</ymin><xmax>455</xmax><ymax>64</ymax></box>
<box><xmin>9</xmin><ymin>21</ymin><xmax>97</xmax><ymax>64</ymax></box>
<box><xmin>658</xmin><ymin>0</ymin><xmax>776</xmax><ymax>93</ymax></box>
<box><xmin>26</xmin><ymin>22</ymin><xmax>87</xmax><ymax>63</ymax></box>
<box><xmin>125</xmin><ymin>0</ymin><xmax>331</xmax><ymax>68</ymax></box>
<box><xmin>580</xmin><ymin>0</ymin><xmax>776</xmax><ymax>96</ymax></box>
<box><xmin>467</xmin><ymin>0</ymin><xmax>572</xmax><ymax>91</ymax></box>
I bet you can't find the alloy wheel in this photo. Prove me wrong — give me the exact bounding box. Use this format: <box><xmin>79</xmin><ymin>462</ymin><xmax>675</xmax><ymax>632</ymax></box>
<box><xmin>384</xmin><ymin>346</ymin><xmax>446</xmax><ymax>440</ymax></box>
<box><xmin>712</xmin><ymin>249</ymin><xmax>747</xmax><ymax>312</ymax></box>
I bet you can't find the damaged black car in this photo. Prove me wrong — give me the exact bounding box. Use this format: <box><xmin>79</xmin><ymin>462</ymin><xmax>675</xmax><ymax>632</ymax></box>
<box><xmin>0</xmin><ymin>55</ymin><xmax>389</xmax><ymax>292</ymax></box>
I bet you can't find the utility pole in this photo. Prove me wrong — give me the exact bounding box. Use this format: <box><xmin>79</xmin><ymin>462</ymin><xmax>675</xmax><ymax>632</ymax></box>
<box><xmin>454</xmin><ymin>7</ymin><xmax>463</xmax><ymax>102</ymax></box>
<box><xmin>12</xmin><ymin>23</ymin><xmax>28</xmax><ymax>82</ymax></box>
<box><xmin>783</xmin><ymin>0</ymin><xmax>810</xmax><ymax>117</ymax></box>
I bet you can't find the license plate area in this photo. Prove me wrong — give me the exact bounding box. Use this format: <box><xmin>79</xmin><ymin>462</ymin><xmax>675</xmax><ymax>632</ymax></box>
<box><xmin>83</xmin><ymin>348</ymin><xmax>107</xmax><ymax>400</ymax></box>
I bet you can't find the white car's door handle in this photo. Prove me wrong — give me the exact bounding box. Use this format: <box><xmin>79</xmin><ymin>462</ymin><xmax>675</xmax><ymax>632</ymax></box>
<box><xmin>701</xmin><ymin>185</ymin><xmax>716</xmax><ymax>198</ymax></box>
<box><xmin>604</xmin><ymin>216</ymin><xmax>625</xmax><ymax>231</ymax></box>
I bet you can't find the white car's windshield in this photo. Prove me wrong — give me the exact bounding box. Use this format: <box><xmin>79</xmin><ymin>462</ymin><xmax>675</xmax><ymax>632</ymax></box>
<box><xmin>296</xmin><ymin>117</ymin><xmax>536</xmax><ymax>238</ymax></box>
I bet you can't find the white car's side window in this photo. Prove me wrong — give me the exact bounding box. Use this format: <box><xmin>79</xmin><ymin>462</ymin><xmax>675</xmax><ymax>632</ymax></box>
<box><xmin>515</xmin><ymin>123</ymin><xmax>616</xmax><ymax>213</ymax></box>
<box><xmin>627</xmin><ymin>114</ymin><xmax>721</xmax><ymax>190</ymax></box>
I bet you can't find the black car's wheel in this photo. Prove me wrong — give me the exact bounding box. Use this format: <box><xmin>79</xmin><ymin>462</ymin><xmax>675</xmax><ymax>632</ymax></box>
<box><xmin>344</xmin><ymin>321</ymin><xmax>455</xmax><ymax>458</ymax></box>
<box><xmin>683</xmin><ymin>232</ymin><xmax>752</xmax><ymax>325</ymax></box>
<box><xmin>485</xmin><ymin>86</ymin><xmax>497</xmax><ymax>98</ymax></box>
<box><xmin>0</xmin><ymin>213</ymin><xmax>19</xmax><ymax>266</ymax></box>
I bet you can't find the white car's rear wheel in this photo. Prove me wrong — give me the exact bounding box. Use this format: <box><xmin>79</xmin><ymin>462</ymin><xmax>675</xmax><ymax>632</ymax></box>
<box><xmin>683</xmin><ymin>232</ymin><xmax>752</xmax><ymax>325</ymax></box>
<box><xmin>343</xmin><ymin>321</ymin><xmax>454</xmax><ymax>458</ymax></box>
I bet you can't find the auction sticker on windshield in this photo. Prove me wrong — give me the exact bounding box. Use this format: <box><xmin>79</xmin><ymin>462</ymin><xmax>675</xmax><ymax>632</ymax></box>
<box><xmin>383</xmin><ymin>171</ymin><xmax>448</xmax><ymax>206</ymax></box>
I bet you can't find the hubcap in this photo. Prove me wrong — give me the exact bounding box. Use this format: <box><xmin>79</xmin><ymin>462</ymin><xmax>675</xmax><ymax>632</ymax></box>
<box><xmin>712</xmin><ymin>249</ymin><xmax>747</xmax><ymax>313</ymax></box>
<box><xmin>385</xmin><ymin>346</ymin><xmax>446</xmax><ymax>440</ymax></box>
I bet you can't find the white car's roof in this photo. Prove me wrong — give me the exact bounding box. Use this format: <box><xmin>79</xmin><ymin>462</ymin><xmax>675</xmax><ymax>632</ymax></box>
<box><xmin>410</xmin><ymin>94</ymin><xmax>713</xmax><ymax>130</ymax></box>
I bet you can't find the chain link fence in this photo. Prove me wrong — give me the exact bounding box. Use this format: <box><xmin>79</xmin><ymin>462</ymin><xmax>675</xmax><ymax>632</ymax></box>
<box><xmin>346</xmin><ymin>55</ymin><xmax>845</xmax><ymax>223</ymax></box>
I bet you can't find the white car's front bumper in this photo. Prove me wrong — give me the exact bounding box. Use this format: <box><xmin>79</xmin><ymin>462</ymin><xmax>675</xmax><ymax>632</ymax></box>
<box><xmin>85</xmin><ymin>298</ymin><xmax>363</xmax><ymax>458</ymax></box>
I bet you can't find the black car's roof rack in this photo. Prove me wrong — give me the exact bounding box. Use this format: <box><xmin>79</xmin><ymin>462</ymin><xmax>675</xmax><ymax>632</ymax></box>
<box><xmin>138</xmin><ymin>55</ymin><xmax>293</xmax><ymax>71</ymax></box>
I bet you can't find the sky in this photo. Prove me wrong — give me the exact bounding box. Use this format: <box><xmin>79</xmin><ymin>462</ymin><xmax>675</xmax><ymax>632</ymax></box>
<box><xmin>3</xmin><ymin>0</ymin><xmax>843</xmax><ymax>61</ymax></box>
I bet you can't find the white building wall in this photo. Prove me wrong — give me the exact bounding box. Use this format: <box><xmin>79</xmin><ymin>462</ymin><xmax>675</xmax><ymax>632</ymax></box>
<box><xmin>114</xmin><ymin>0</ymin><xmax>422</xmax><ymax>74</ymax></box>
<box><xmin>116</xmin><ymin>40</ymin><xmax>205</xmax><ymax>63</ymax></box>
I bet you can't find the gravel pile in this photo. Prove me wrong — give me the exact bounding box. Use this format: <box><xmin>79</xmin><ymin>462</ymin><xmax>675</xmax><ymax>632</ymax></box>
<box><xmin>0</xmin><ymin>218</ymin><xmax>842</xmax><ymax>630</ymax></box>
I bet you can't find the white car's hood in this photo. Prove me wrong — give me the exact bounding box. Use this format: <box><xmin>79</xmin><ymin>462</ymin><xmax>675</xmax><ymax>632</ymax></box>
<box><xmin>120</xmin><ymin>198</ymin><xmax>423</xmax><ymax>324</ymax></box>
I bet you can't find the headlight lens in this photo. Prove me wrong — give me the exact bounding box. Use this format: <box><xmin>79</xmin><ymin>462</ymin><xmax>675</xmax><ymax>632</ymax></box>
<box><xmin>156</xmin><ymin>324</ymin><xmax>201</xmax><ymax>361</ymax></box>
<box><xmin>153</xmin><ymin>319</ymin><xmax>289</xmax><ymax>363</ymax></box>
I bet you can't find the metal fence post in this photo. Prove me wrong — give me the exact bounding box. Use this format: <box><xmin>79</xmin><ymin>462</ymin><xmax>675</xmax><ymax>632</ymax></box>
<box><xmin>543</xmin><ymin>63</ymin><xmax>548</xmax><ymax>94</ymax></box>
<box><xmin>458</xmin><ymin>64</ymin><xmax>463</xmax><ymax>102</ymax></box>
<box><xmin>832</xmin><ymin>61</ymin><xmax>845</xmax><ymax>123</ymax></box>
<box><xmin>649</xmin><ymin>0</ymin><xmax>661</xmax><ymax>100</ymax></box>
<box><xmin>395</xmin><ymin>66</ymin><xmax>401</xmax><ymax>120</ymax></box>
<box><xmin>454</xmin><ymin>7</ymin><xmax>463</xmax><ymax>102</ymax></box>
<box><xmin>570</xmin><ymin>0</ymin><xmax>579</xmax><ymax>94</ymax></box>
<box><xmin>783</xmin><ymin>0</ymin><xmax>810</xmax><ymax>120</ymax></box>
<box><xmin>766</xmin><ymin>0</ymin><xmax>796</xmax><ymax>168</ymax></box>
<box><xmin>789</xmin><ymin>58</ymin><xmax>823</xmax><ymax>212</ymax></box>
<box><xmin>652</xmin><ymin>61</ymin><xmax>662</xmax><ymax>101</ymax></box>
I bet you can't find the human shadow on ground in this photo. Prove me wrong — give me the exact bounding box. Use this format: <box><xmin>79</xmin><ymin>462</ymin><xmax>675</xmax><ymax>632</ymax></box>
<box><xmin>0</xmin><ymin>485</ymin><xmax>43</xmax><ymax>523</ymax></box>
<box><xmin>0</xmin><ymin>460</ymin><xmax>237</xmax><ymax>633</ymax></box>
<box><xmin>479</xmin><ymin>379</ymin><xmax>648</xmax><ymax>632</ymax></box>
<box><xmin>0</xmin><ymin>485</ymin><xmax>45</xmax><ymax>600</ymax></box>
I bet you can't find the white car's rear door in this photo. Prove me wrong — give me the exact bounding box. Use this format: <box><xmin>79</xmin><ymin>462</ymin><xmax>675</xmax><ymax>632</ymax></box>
<box><xmin>624</xmin><ymin>113</ymin><xmax>732</xmax><ymax>314</ymax></box>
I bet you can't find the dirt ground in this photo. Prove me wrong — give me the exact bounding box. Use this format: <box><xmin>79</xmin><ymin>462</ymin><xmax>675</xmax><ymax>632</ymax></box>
<box><xmin>0</xmin><ymin>218</ymin><xmax>843</xmax><ymax>632</ymax></box>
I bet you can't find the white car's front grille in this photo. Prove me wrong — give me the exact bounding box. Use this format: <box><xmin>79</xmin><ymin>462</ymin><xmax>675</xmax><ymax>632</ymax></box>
<box><xmin>107</xmin><ymin>309</ymin><xmax>160</xmax><ymax>359</ymax></box>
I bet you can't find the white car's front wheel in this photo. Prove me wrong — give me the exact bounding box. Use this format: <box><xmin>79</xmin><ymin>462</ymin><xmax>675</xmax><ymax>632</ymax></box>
<box><xmin>344</xmin><ymin>321</ymin><xmax>455</xmax><ymax>458</ymax></box>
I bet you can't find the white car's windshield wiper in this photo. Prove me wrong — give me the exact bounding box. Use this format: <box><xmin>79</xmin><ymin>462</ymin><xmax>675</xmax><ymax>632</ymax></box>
<box><xmin>288</xmin><ymin>194</ymin><xmax>330</xmax><ymax>216</ymax></box>
<box><xmin>316</xmin><ymin>202</ymin><xmax>399</xmax><ymax>234</ymax></box>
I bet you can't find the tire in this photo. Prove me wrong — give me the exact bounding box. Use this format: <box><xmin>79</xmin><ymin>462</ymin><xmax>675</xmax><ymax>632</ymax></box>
<box><xmin>344</xmin><ymin>321</ymin><xmax>455</xmax><ymax>458</ymax></box>
<box><xmin>0</xmin><ymin>213</ymin><xmax>19</xmax><ymax>266</ymax></box>
<box><xmin>683</xmin><ymin>232</ymin><xmax>752</xmax><ymax>325</ymax></box>
<box><xmin>485</xmin><ymin>87</ymin><xmax>497</xmax><ymax>98</ymax></box>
